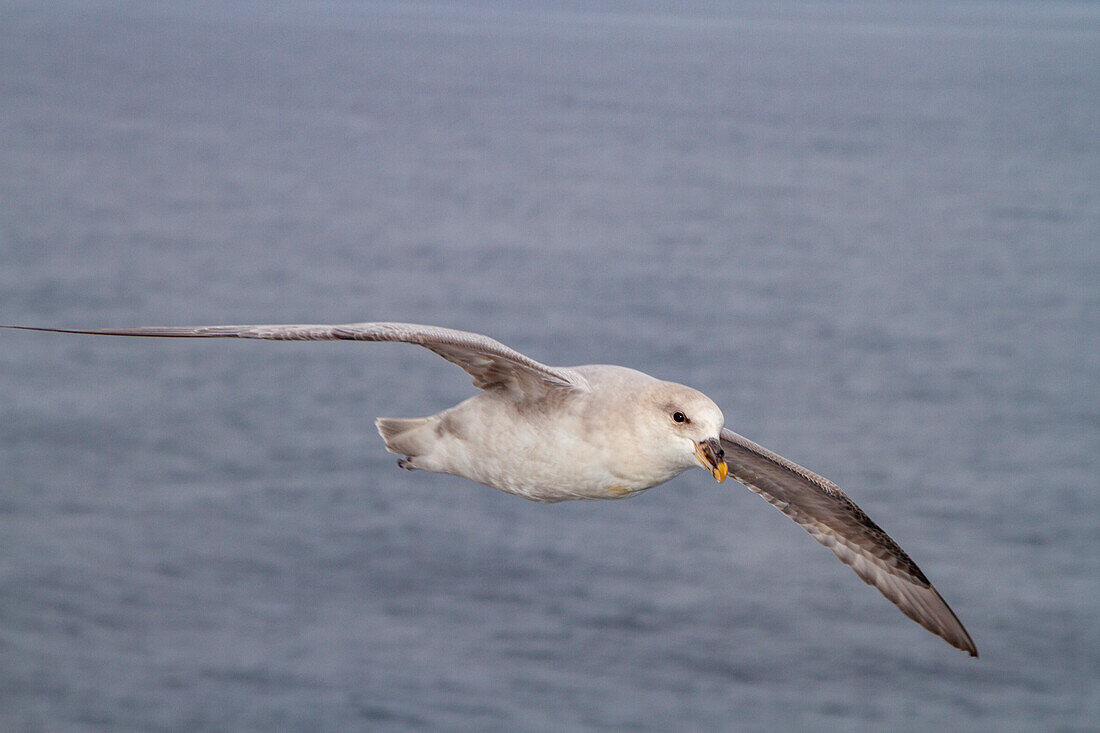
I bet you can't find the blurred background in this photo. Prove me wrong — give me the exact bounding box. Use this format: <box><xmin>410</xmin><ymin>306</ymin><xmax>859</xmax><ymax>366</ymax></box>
<box><xmin>1</xmin><ymin>1</ymin><xmax>1097</xmax><ymax>729</ymax></box>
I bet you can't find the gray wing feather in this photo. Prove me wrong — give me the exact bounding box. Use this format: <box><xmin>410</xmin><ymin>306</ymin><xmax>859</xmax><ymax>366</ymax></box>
<box><xmin>5</xmin><ymin>323</ymin><xmax>587</xmax><ymax>395</ymax></box>
<box><xmin>720</xmin><ymin>427</ymin><xmax>977</xmax><ymax>656</ymax></box>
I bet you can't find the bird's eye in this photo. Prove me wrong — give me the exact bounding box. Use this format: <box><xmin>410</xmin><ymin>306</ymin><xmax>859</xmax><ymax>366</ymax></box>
<box><xmin>672</xmin><ymin>411</ymin><xmax>687</xmax><ymax>423</ymax></box>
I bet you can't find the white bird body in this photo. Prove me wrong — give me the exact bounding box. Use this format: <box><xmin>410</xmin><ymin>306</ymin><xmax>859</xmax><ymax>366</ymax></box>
<box><xmin>4</xmin><ymin>321</ymin><xmax>977</xmax><ymax>656</ymax></box>
<box><xmin>378</xmin><ymin>364</ymin><xmax>724</xmax><ymax>503</ymax></box>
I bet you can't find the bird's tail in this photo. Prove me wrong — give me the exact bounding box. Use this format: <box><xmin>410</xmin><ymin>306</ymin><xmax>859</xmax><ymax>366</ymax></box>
<box><xmin>375</xmin><ymin>416</ymin><xmax>434</xmax><ymax>460</ymax></box>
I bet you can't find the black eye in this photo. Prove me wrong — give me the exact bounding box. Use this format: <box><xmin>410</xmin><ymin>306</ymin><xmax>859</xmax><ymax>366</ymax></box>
<box><xmin>672</xmin><ymin>411</ymin><xmax>687</xmax><ymax>423</ymax></box>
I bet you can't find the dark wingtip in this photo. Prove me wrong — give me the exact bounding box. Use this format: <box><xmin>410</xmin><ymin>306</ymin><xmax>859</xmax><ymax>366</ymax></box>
<box><xmin>4</xmin><ymin>326</ymin><xmax>82</xmax><ymax>335</ymax></box>
<box><xmin>953</xmin><ymin>631</ymin><xmax>978</xmax><ymax>657</ymax></box>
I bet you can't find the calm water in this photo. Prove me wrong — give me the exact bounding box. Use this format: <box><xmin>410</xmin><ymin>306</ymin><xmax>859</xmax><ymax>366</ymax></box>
<box><xmin>2</xmin><ymin>1</ymin><xmax>1098</xmax><ymax>729</ymax></box>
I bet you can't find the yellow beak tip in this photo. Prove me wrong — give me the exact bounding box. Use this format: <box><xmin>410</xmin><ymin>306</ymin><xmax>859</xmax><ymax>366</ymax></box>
<box><xmin>714</xmin><ymin>462</ymin><xmax>728</xmax><ymax>483</ymax></box>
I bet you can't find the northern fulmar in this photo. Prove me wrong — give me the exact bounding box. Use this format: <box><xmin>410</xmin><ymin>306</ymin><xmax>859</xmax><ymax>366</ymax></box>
<box><xmin>5</xmin><ymin>322</ymin><xmax>978</xmax><ymax>656</ymax></box>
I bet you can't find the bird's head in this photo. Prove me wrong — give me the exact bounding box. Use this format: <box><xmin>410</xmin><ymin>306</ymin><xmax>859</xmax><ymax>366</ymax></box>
<box><xmin>637</xmin><ymin>381</ymin><xmax>728</xmax><ymax>483</ymax></box>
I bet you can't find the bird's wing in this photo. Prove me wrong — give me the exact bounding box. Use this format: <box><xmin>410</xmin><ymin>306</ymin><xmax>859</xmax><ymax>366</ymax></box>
<box><xmin>719</xmin><ymin>427</ymin><xmax>977</xmax><ymax>656</ymax></box>
<box><xmin>5</xmin><ymin>323</ymin><xmax>587</xmax><ymax>396</ymax></box>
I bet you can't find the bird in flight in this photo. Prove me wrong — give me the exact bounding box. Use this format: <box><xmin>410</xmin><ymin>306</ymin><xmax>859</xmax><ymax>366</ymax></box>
<box><xmin>5</xmin><ymin>321</ymin><xmax>978</xmax><ymax>656</ymax></box>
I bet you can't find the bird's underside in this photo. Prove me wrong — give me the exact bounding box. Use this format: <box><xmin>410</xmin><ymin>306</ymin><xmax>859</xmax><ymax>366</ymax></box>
<box><xmin>3</xmin><ymin>321</ymin><xmax>977</xmax><ymax>656</ymax></box>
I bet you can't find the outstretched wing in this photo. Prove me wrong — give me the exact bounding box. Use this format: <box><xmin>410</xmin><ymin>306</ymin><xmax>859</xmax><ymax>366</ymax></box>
<box><xmin>720</xmin><ymin>427</ymin><xmax>977</xmax><ymax>656</ymax></box>
<box><xmin>4</xmin><ymin>323</ymin><xmax>588</xmax><ymax>396</ymax></box>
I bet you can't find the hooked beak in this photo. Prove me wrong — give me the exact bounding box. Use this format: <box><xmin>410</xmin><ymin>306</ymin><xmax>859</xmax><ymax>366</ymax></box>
<box><xmin>694</xmin><ymin>437</ymin><xmax>728</xmax><ymax>483</ymax></box>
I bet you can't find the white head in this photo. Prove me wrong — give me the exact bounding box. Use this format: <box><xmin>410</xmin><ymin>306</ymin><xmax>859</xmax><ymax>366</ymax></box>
<box><xmin>628</xmin><ymin>380</ymin><xmax>728</xmax><ymax>485</ymax></box>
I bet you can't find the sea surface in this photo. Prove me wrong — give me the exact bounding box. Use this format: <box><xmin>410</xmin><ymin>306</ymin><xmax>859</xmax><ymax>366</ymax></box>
<box><xmin>1</xmin><ymin>1</ymin><xmax>1098</xmax><ymax>730</ymax></box>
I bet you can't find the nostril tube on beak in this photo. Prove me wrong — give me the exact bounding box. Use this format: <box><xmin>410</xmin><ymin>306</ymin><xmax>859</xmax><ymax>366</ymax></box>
<box><xmin>695</xmin><ymin>437</ymin><xmax>728</xmax><ymax>483</ymax></box>
<box><xmin>704</xmin><ymin>437</ymin><xmax>723</xmax><ymax>459</ymax></box>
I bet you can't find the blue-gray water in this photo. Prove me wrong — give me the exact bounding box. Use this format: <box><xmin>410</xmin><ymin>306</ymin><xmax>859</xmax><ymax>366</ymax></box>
<box><xmin>1</xmin><ymin>1</ymin><xmax>1097</xmax><ymax>729</ymax></box>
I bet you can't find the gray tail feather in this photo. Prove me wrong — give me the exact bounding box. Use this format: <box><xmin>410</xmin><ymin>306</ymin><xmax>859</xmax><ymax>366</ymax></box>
<box><xmin>375</xmin><ymin>416</ymin><xmax>432</xmax><ymax>457</ymax></box>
